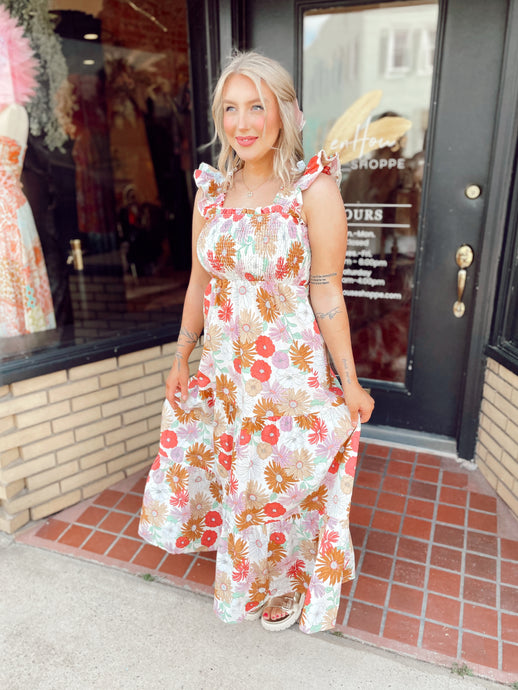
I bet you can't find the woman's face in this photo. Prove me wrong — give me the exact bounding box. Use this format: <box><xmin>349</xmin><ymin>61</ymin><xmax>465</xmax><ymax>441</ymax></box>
<box><xmin>222</xmin><ymin>73</ymin><xmax>282</xmax><ymax>167</ymax></box>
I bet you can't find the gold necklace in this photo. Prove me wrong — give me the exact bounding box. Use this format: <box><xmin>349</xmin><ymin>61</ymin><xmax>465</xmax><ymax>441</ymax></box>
<box><xmin>241</xmin><ymin>170</ymin><xmax>274</xmax><ymax>198</ymax></box>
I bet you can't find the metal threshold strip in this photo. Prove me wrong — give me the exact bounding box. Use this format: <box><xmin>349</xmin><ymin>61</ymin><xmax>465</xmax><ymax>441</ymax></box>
<box><xmin>361</xmin><ymin>424</ymin><xmax>460</xmax><ymax>459</ymax></box>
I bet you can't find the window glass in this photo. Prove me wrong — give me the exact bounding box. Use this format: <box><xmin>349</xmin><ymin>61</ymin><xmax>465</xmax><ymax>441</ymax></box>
<box><xmin>303</xmin><ymin>1</ymin><xmax>438</xmax><ymax>383</ymax></box>
<box><xmin>1</xmin><ymin>0</ymin><xmax>191</xmax><ymax>365</ymax></box>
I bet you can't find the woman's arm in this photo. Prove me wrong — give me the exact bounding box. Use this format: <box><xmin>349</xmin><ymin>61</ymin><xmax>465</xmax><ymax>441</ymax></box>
<box><xmin>165</xmin><ymin>191</ymin><xmax>211</xmax><ymax>404</ymax></box>
<box><xmin>304</xmin><ymin>174</ymin><xmax>374</xmax><ymax>426</ymax></box>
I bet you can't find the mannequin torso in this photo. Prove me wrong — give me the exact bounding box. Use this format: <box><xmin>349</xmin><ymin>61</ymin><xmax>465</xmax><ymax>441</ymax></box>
<box><xmin>0</xmin><ymin>102</ymin><xmax>29</xmax><ymax>149</ymax></box>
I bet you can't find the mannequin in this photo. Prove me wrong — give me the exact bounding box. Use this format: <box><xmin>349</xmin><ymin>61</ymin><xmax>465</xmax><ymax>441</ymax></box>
<box><xmin>0</xmin><ymin>6</ymin><xmax>56</xmax><ymax>337</ymax></box>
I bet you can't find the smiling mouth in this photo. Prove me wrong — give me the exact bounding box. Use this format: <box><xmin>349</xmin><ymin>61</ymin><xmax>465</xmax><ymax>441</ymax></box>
<box><xmin>236</xmin><ymin>137</ymin><xmax>258</xmax><ymax>146</ymax></box>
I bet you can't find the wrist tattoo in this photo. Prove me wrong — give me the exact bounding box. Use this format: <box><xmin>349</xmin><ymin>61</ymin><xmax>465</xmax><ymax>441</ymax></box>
<box><xmin>315</xmin><ymin>306</ymin><xmax>342</xmax><ymax>320</ymax></box>
<box><xmin>310</xmin><ymin>272</ymin><xmax>337</xmax><ymax>285</ymax></box>
<box><xmin>341</xmin><ymin>358</ymin><xmax>353</xmax><ymax>385</ymax></box>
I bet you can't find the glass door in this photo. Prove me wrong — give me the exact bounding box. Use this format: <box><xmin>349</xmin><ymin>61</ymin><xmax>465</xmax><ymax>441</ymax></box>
<box><xmin>303</xmin><ymin>1</ymin><xmax>438</xmax><ymax>384</ymax></box>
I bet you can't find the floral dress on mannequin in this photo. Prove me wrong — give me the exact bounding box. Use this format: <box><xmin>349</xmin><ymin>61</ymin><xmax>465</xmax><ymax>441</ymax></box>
<box><xmin>0</xmin><ymin>6</ymin><xmax>55</xmax><ymax>336</ymax></box>
<box><xmin>139</xmin><ymin>151</ymin><xmax>361</xmax><ymax>634</ymax></box>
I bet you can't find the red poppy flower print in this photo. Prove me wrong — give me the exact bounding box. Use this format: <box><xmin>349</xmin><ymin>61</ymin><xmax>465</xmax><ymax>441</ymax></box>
<box><xmin>220</xmin><ymin>433</ymin><xmax>234</xmax><ymax>453</ymax></box>
<box><xmin>305</xmin><ymin>156</ymin><xmax>320</xmax><ymax>175</ymax></box>
<box><xmin>151</xmin><ymin>454</ymin><xmax>161</xmax><ymax>470</ymax></box>
<box><xmin>328</xmin><ymin>457</ymin><xmax>339</xmax><ymax>474</ymax></box>
<box><xmin>345</xmin><ymin>455</ymin><xmax>357</xmax><ymax>477</ymax></box>
<box><xmin>161</xmin><ymin>430</ymin><xmax>178</xmax><ymax>448</ymax></box>
<box><xmin>255</xmin><ymin>335</ymin><xmax>275</xmax><ymax>358</ymax></box>
<box><xmin>233</xmin><ymin>358</ymin><xmax>242</xmax><ymax>373</ymax></box>
<box><xmin>261</xmin><ymin>424</ymin><xmax>279</xmax><ymax>445</ymax></box>
<box><xmin>275</xmin><ymin>257</ymin><xmax>289</xmax><ymax>280</ymax></box>
<box><xmin>201</xmin><ymin>530</ymin><xmax>218</xmax><ymax>548</ymax></box>
<box><xmin>270</xmin><ymin>532</ymin><xmax>286</xmax><ymax>545</ymax></box>
<box><xmin>264</xmin><ymin>502</ymin><xmax>286</xmax><ymax>519</ymax></box>
<box><xmin>232</xmin><ymin>558</ymin><xmax>250</xmax><ymax>582</ymax></box>
<box><xmin>196</xmin><ymin>372</ymin><xmax>211</xmax><ymax>388</ymax></box>
<box><xmin>245</xmin><ymin>601</ymin><xmax>261</xmax><ymax>612</ymax></box>
<box><xmin>287</xmin><ymin>558</ymin><xmax>305</xmax><ymax>577</ymax></box>
<box><xmin>251</xmin><ymin>359</ymin><xmax>271</xmax><ymax>382</ymax></box>
<box><xmin>218</xmin><ymin>301</ymin><xmax>233</xmax><ymax>322</ymax></box>
<box><xmin>176</xmin><ymin>536</ymin><xmax>190</xmax><ymax>549</ymax></box>
<box><xmin>239</xmin><ymin>429</ymin><xmax>251</xmax><ymax>445</ymax></box>
<box><xmin>205</xmin><ymin>511</ymin><xmax>222</xmax><ymax>527</ymax></box>
<box><xmin>218</xmin><ymin>452</ymin><xmax>232</xmax><ymax>470</ymax></box>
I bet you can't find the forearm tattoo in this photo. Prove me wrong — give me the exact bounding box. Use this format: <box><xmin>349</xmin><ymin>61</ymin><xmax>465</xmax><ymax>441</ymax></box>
<box><xmin>341</xmin><ymin>357</ymin><xmax>353</xmax><ymax>385</ymax></box>
<box><xmin>314</xmin><ymin>306</ymin><xmax>342</xmax><ymax>320</ymax></box>
<box><xmin>310</xmin><ymin>272</ymin><xmax>337</xmax><ymax>285</ymax></box>
<box><xmin>178</xmin><ymin>327</ymin><xmax>200</xmax><ymax>344</ymax></box>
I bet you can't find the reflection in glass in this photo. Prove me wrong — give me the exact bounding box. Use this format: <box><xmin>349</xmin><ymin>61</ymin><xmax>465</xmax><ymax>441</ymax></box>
<box><xmin>303</xmin><ymin>1</ymin><xmax>438</xmax><ymax>383</ymax></box>
<box><xmin>2</xmin><ymin>0</ymin><xmax>192</xmax><ymax>364</ymax></box>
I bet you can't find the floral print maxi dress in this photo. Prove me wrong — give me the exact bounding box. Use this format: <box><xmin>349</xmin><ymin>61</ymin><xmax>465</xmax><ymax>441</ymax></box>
<box><xmin>139</xmin><ymin>150</ymin><xmax>361</xmax><ymax>634</ymax></box>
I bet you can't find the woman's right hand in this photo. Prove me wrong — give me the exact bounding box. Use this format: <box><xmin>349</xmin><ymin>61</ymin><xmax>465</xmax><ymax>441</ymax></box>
<box><xmin>165</xmin><ymin>355</ymin><xmax>190</xmax><ymax>405</ymax></box>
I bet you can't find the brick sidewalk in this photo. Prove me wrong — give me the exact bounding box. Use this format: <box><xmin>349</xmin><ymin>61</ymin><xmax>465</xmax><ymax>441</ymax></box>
<box><xmin>16</xmin><ymin>442</ymin><xmax>518</xmax><ymax>684</ymax></box>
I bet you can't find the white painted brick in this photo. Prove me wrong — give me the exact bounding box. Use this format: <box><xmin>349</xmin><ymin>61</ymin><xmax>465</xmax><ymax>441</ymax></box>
<box><xmin>57</xmin><ymin>435</ymin><xmax>104</xmax><ymax>464</ymax></box>
<box><xmin>144</xmin><ymin>386</ymin><xmax>164</xmax><ymax>405</ymax></box>
<box><xmin>101</xmin><ymin>393</ymin><xmax>145</xmax><ymax>418</ymax></box>
<box><xmin>60</xmin><ymin>465</ymin><xmax>107</xmax><ymax>493</ymax></box>
<box><xmin>48</xmin><ymin>377</ymin><xmax>100</xmax><ymax>403</ymax></box>
<box><xmin>71</xmin><ymin>385</ymin><xmax>119</xmax><ymax>412</ymax></box>
<box><xmin>119</xmin><ymin>373</ymin><xmax>162</xmax><ymax>397</ymax></box>
<box><xmin>22</xmin><ymin>431</ymin><xmax>75</xmax><ymax>460</ymax></box>
<box><xmin>0</xmin><ymin>415</ymin><xmax>15</xmax><ymax>434</ymax></box>
<box><xmin>2</xmin><ymin>454</ymin><xmax>56</xmax><ymax>483</ymax></box>
<box><xmin>0</xmin><ymin>422</ymin><xmax>52</xmax><ymax>454</ymax></box>
<box><xmin>118</xmin><ymin>346</ymin><xmax>161</xmax><ymax>368</ymax></box>
<box><xmin>68</xmin><ymin>358</ymin><xmax>117</xmax><ymax>381</ymax></box>
<box><xmin>31</xmin><ymin>491</ymin><xmax>82</xmax><ymax>522</ymax></box>
<box><xmin>0</xmin><ymin>391</ymin><xmax>47</xmax><ymax>418</ymax></box>
<box><xmin>75</xmin><ymin>415</ymin><xmax>121</xmax><ymax>442</ymax></box>
<box><xmin>123</xmin><ymin>399</ymin><xmax>162</xmax><ymax>426</ymax></box>
<box><xmin>144</xmin><ymin>357</ymin><xmax>170</xmax><ymax>375</ymax></box>
<box><xmin>81</xmin><ymin>472</ymin><xmax>125</xmax><ymax>500</ymax></box>
<box><xmin>52</xmin><ymin>406</ymin><xmax>102</xmax><ymax>434</ymax></box>
<box><xmin>0</xmin><ymin>478</ymin><xmax>24</xmax><ymax>500</ymax></box>
<box><xmin>16</xmin><ymin>400</ymin><xmax>71</xmax><ymax>429</ymax></box>
<box><xmin>4</xmin><ymin>483</ymin><xmax>60</xmax><ymax>514</ymax></box>
<box><xmin>0</xmin><ymin>448</ymin><xmax>20</xmax><ymax>469</ymax></box>
<box><xmin>99</xmin><ymin>364</ymin><xmax>144</xmax><ymax>388</ymax></box>
<box><xmin>105</xmin><ymin>420</ymin><xmax>147</xmax><ymax>446</ymax></box>
<box><xmin>496</xmin><ymin>482</ymin><xmax>518</xmax><ymax>518</ymax></box>
<box><xmin>126</xmin><ymin>430</ymin><xmax>158</xmax><ymax>452</ymax></box>
<box><xmin>11</xmin><ymin>371</ymin><xmax>67</xmax><ymax>396</ymax></box>
<box><xmin>27</xmin><ymin>460</ymin><xmax>79</xmax><ymax>491</ymax></box>
<box><xmin>0</xmin><ymin>508</ymin><xmax>30</xmax><ymax>534</ymax></box>
<box><xmin>107</xmin><ymin>448</ymin><xmax>149</xmax><ymax>474</ymax></box>
<box><xmin>80</xmin><ymin>442</ymin><xmax>125</xmax><ymax>470</ymax></box>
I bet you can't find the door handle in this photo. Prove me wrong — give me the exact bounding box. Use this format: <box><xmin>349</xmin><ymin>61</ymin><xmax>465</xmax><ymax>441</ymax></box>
<box><xmin>453</xmin><ymin>245</ymin><xmax>474</xmax><ymax>318</ymax></box>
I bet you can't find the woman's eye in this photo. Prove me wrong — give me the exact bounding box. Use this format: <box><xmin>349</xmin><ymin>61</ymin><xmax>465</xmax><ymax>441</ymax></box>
<box><xmin>252</xmin><ymin>104</ymin><xmax>264</xmax><ymax>111</ymax></box>
<box><xmin>225</xmin><ymin>106</ymin><xmax>236</xmax><ymax>112</ymax></box>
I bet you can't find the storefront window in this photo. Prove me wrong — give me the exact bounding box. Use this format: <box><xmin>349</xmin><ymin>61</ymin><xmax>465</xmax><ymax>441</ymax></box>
<box><xmin>303</xmin><ymin>1</ymin><xmax>438</xmax><ymax>383</ymax></box>
<box><xmin>1</xmin><ymin>0</ymin><xmax>192</xmax><ymax>372</ymax></box>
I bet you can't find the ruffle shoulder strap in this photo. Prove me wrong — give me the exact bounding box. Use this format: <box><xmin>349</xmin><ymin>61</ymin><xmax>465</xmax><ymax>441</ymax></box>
<box><xmin>297</xmin><ymin>150</ymin><xmax>341</xmax><ymax>191</ymax></box>
<box><xmin>193</xmin><ymin>163</ymin><xmax>226</xmax><ymax>216</ymax></box>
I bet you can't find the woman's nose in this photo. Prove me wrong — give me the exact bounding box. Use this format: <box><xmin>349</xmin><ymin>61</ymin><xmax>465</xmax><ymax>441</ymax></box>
<box><xmin>237</xmin><ymin>110</ymin><xmax>250</xmax><ymax>131</ymax></box>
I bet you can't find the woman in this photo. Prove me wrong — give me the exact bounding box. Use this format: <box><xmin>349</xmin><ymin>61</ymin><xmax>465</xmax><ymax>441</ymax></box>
<box><xmin>139</xmin><ymin>52</ymin><xmax>374</xmax><ymax>633</ymax></box>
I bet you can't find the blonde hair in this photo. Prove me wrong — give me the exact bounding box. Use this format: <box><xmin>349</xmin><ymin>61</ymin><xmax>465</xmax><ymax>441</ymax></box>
<box><xmin>211</xmin><ymin>52</ymin><xmax>304</xmax><ymax>188</ymax></box>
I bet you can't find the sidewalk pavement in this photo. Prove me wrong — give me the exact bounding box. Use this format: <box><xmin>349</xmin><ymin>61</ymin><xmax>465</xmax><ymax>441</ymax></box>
<box><xmin>0</xmin><ymin>534</ymin><xmax>505</xmax><ymax>690</ymax></box>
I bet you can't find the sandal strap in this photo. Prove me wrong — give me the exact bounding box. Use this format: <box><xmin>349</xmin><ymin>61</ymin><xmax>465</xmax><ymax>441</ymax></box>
<box><xmin>267</xmin><ymin>593</ymin><xmax>301</xmax><ymax>613</ymax></box>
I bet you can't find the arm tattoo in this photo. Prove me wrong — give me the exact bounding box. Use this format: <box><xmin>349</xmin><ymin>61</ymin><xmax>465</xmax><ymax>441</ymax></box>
<box><xmin>178</xmin><ymin>327</ymin><xmax>200</xmax><ymax>344</ymax></box>
<box><xmin>314</xmin><ymin>306</ymin><xmax>342</xmax><ymax>320</ymax></box>
<box><xmin>310</xmin><ymin>272</ymin><xmax>337</xmax><ymax>285</ymax></box>
<box><xmin>341</xmin><ymin>358</ymin><xmax>353</xmax><ymax>385</ymax></box>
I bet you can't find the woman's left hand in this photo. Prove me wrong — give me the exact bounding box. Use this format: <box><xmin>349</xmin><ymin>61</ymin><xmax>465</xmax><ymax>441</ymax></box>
<box><xmin>343</xmin><ymin>382</ymin><xmax>375</xmax><ymax>427</ymax></box>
